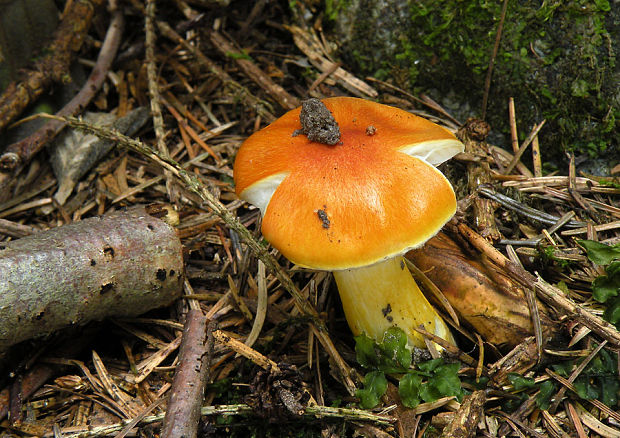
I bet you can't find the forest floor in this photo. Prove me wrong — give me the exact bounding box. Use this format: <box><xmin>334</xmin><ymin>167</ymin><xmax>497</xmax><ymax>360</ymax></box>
<box><xmin>0</xmin><ymin>1</ymin><xmax>619</xmax><ymax>437</ymax></box>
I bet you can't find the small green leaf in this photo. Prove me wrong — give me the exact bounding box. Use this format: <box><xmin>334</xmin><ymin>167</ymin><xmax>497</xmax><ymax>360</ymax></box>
<box><xmin>417</xmin><ymin>358</ymin><xmax>444</xmax><ymax>373</ymax></box>
<box><xmin>573</xmin><ymin>379</ymin><xmax>599</xmax><ymax>400</ymax></box>
<box><xmin>462</xmin><ymin>376</ymin><xmax>489</xmax><ymax>390</ymax></box>
<box><xmin>535</xmin><ymin>380</ymin><xmax>556</xmax><ymax>410</ymax></box>
<box><xmin>507</xmin><ymin>373</ymin><xmax>537</xmax><ymax>391</ymax></box>
<box><xmin>551</xmin><ymin>362</ymin><xmax>574</xmax><ymax>377</ymax></box>
<box><xmin>379</xmin><ymin>327</ymin><xmax>412</xmax><ymax>372</ymax></box>
<box><xmin>608</xmin><ymin>261</ymin><xmax>620</xmax><ymax>277</ymax></box>
<box><xmin>603</xmin><ymin>297</ymin><xmax>620</xmax><ymax>328</ymax></box>
<box><xmin>594</xmin><ymin>0</ymin><xmax>611</xmax><ymax>12</ymax></box>
<box><xmin>356</xmin><ymin>371</ymin><xmax>388</xmax><ymax>409</ymax></box>
<box><xmin>225</xmin><ymin>51</ymin><xmax>253</xmax><ymax>61</ymax></box>
<box><xmin>419</xmin><ymin>380</ymin><xmax>442</xmax><ymax>403</ymax></box>
<box><xmin>433</xmin><ymin>363</ymin><xmax>463</xmax><ymax>397</ymax></box>
<box><xmin>399</xmin><ymin>372</ymin><xmax>423</xmax><ymax>408</ymax></box>
<box><xmin>579</xmin><ymin>240</ymin><xmax>620</xmax><ymax>265</ymax></box>
<box><xmin>600</xmin><ymin>376</ymin><xmax>619</xmax><ymax>407</ymax></box>
<box><xmin>502</xmin><ymin>392</ymin><xmax>529</xmax><ymax>413</ymax></box>
<box><xmin>418</xmin><ymin>361</ymin><xmax>463</xmax><ymax>403</ymax></box>
<box><xmin>598</xmin><ymin>347</ymin><xmax>617</xmax><ymax>371</ymax></box>
<box><xmin>330</xmin><ymin>399</ymin><xmax>342</xmax><ymax>408</ymax></box>
<box><xmin>556</xmin><ymin>281</ymin><xmax>570</xmax><ymax>294</ymax></box>
<box><xmin>592</xmin><ymin>263</ymin><xmax>620</xmax><ymax>303</ymax></box>
<box><xmin>355</xmin><ymin>333</ymin><xmax>379</xmax><ymax>369</ymax></box>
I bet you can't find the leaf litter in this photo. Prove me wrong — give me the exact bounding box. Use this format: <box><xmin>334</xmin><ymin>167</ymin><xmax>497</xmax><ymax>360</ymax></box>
<box><xmin>0</xmin><ymin>1</ymin><xmax>618</xmax><ymax>437</ymax></box>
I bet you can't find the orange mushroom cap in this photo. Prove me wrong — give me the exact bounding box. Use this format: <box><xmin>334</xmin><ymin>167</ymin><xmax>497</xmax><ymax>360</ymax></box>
<box><xmin>234</xmin><ymin>97</ymin><xmax>463</xmax><ymax>270</ymax></box>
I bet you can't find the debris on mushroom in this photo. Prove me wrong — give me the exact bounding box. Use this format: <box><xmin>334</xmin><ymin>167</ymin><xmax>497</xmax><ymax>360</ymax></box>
<box><xmin>292</xmin><ymin>98</ymin><xmax>341</xmax><ymax>145</ymax></box>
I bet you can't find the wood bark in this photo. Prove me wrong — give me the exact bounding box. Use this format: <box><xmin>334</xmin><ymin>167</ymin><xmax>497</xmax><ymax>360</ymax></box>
<box><xmin>0</xmin><ymin>206</ymin><xmax>184</xmax><ymax>351</ymax></box>
<box><xmin>162</xmin><ymin>311</ymin><xmax>213</xmax><ymax>438</ymax></box>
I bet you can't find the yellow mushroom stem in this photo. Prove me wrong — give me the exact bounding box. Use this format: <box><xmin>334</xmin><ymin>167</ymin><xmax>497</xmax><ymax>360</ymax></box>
<box><xmin>332</xmin><ymin>256</ymin><xmax>455</xmax><ymax>349</ymax></box>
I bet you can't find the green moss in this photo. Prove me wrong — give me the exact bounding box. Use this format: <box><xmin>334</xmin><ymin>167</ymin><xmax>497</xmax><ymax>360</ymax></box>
<box><xmin>325</xmin><ymin>0</ymin><xmax>351</xmax><ymax>21</ymax></box>
<box><xmin>328</xmin><ymin>0</ymin><xmax>619</xmax><ymax>166</ymax></box>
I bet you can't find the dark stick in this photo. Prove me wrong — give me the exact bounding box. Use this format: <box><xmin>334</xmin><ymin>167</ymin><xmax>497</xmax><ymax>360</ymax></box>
<box><xmin>0</xmin><ymin>0</ymin><xmax>104</xmax><ymax>131</ymax></box>
<box><xmin>0</xmin><ymin>8</ymin><xmax>124</xmax><ymax>199</ymax></box>
<box><xmin>0</xmin><ymin>329</ymin><xmax>96</xmax><ymax>421</ymax></box>
<box><xmin>481</xmin><ymin>0</ymin><xmax>509</xmax><ymax>120</ymax></box>
<box><xmin>161</xmin><ymin>311</ymin><xmax>215</xmax><ymax>438</ymax></box>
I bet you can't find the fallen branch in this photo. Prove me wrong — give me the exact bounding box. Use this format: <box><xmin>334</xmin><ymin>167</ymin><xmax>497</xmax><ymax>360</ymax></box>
<box><xmin>162</xmin><ymin>311</ymin><xmax>214</xmax><ymax>438</ymax></box>
<box><xmin>0</xmin><ymin>0</ymin><xmax>104</xmax><ymax>131</ymax></box>
<box><xmin>145</xmin><ymin>0</ymin><xmax>175</xmax><ymax>201</ymax></box>
<box><xmin>0</xmin><ymin>7</ymin><xmax>124</xmax><ymax>200</ymax></box>
<box><xmin>49</xmin><ymin>404</ymin><xmax>394</xmax><ymax>438</ymax></box>
<box><xmin>0</xmin><ymin>206</ymin><xmax>184</xmax><ymax>351</ymax></box>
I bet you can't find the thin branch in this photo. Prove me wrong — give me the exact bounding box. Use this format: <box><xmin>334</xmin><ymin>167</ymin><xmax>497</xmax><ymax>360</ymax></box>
<box><xmin>0</xmin><ymin>0</ymin><xmax>105</xmax><ymax>131</ymax></box>
<box><xmin>56</xmin><ymin>404</ymin><xmax>394</xmax><ymax>438</ymax></box>
<box><xmin>145</xmin><ymin>0</ymin><xmax>168</xmax><ymax>159</ymax></box>
<box><xmin>145</xmin><ymin>0</ymin><xmax>176</xmax><ymax>200</ymax></box>
<box><xmin>481</xmin><ymin>0</ymin><xmax>509</xmax><ymax>119</ymax></box>
<box><xmin>161</xmin><ymin>311</ymin><xmax>213</xmax><ymax>438</ymax></box>
<box><xmin>0</xmin><ymin>8</ymin><xmax>124</xmax><ymax>199</ymax></box>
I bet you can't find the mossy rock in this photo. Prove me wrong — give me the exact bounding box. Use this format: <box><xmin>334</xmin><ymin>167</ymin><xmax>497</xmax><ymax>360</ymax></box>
<box><xmin>326</xmin><ymin>0</ymin><xmax>618</xmax><ymax>170</ymax></box>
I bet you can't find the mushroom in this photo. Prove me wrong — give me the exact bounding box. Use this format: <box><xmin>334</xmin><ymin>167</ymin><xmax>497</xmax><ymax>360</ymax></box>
<box><xmin>233</xmin><ymin>97</ymin><xmax>464</xmax><ymax>349</ymax></box>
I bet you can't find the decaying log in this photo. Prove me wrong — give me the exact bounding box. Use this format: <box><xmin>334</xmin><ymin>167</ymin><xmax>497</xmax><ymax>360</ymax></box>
<box><xmin>0</xmin><ymin>206</ymin><xmax>184</xmax><ymax>351</ymax></box>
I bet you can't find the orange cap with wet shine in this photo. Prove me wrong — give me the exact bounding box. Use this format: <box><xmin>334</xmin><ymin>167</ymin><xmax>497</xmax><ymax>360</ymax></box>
<box><xmin>233</xmin><ymin>97</ymin><xmax>464</xmax><ymax>270</ymax></box>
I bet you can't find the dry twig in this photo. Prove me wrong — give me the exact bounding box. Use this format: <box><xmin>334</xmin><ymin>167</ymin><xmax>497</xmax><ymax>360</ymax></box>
<box><xmin>161</xmin><ymin>311</ymin><xmax>214</xmax><ymax>438</ymax></box>
<box><xmin>0</xmin><ymin>7</ymin><xmax>124</xmax><ymax>199</ymax></box>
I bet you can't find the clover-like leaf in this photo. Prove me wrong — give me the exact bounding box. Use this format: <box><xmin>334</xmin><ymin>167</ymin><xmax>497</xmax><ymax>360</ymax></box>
<box><xmin>355</xmin><ymin>333</ymin><xmax>379</xmax><ymax>369</ymax></box>
<box><xmin>535</xmin><ymin>380</ymin><xmax>557</xmax><ymax>410</ymax></box>
<box><xmin>379</xmin><ymin>326</ymin><xmax>411</xmax><ymax>372</ymax></box>
<box><xmin>433</xmin><ymin>363</ymin><xmax>464</xmax><ymax>401</ymax></box>
<box><xmin>417</xmin><ymin>358</ymin><xmax>443</xmax><ymax>374</ymax></box>
<box><xmin>600</xmin><ymin>376</ymin><xmax>619</xmax><ymax>407</ymax></box>
<box><xmin>356</xmin><ymin>371</ymin><xmax>388</xmax><ymax>409</ymax></box>
<box><xmin>551</xmin><ymin>361</ymin><xmax>574</xmax><ymax>378</ymax></box>
<box><xmin>399</xmin><ymin>372</ymin><xmax>423</xmax><ymax>408</ymax></box>
<box><xmin>417</xmin><ymin>360</ymin><xmax>463</xmax><ymax>403</ymax></box>
<box><xmin>592</xmin><ymin>262</ymin><xmax>620</xmax><ymax>303</ymax></box>
<box><xmin>603</xmin><ymin>297</ymin><xmax>620</xmax><ymax>328</ymax></box>
<box><xmin>508</xmin><ymin>373</ymin><xmax>537</xmax><ymax>391</ymax></box>
<box><xmin>574</xmin><ymin>379</ymin><xmax>599</xmax><ymax>401</ymax></box>
<box><xmin>419</xmin><ymin>380</ymin><xmax>442</xmax><ymax>403</ymax></box>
